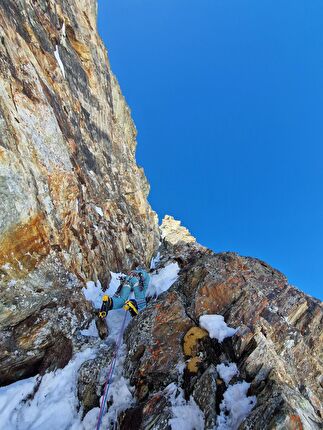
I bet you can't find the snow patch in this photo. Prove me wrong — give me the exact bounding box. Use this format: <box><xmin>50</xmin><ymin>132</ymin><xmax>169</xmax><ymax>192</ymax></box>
<box><xmin>83</xmin><ymin>280</ymin><xmax>102</xmax><ymax>309</ymax></box>
<box><xmin>80</xmin><ymin>319</ymin><xmax>99</xmax><ymax>337</ymax></box>
<box><xmin>199</xmin><ymin>314</ymin><xmax>237</xmax><ymax>342</ymax></box>
<box><xmin>61</xmin><ymin>22</ymin><xmax>66</xmax><ymax>38</ymax></box>
<box><xmin>7</xmin><ymin>279</ymin><xmax>17</xmax><ymax>287</ymax></box>
<box><xmin>285</xmin><ymin>339</ymin><xmax>295</xmax><ymax>349</ymax></box>
<box><xmin>94</xmin><ymin>206</ymin><xmax>104</xmax><ymax>217</ymax></box>
<box><xmin>54</xmin><ymin>45</ymin><xmax>65</xmax><ymax>78</ymax></box>
<box><xmin>216</xmin><ymin>362</ymin><xmax>239</xmax><ymax>385</ymax></box>
<box><xmin>147</xmin><ymin>262</ymin><xmax>180</xmax><ymax>298</ymax></box>
<box><xmin>167</xmin><ymin>383</ymin><xmax>205</xmax><ymax>430</ymax></box>
<box><xmin>216</xmin><ymin>381</ymin><xmax>256</xmax><ymax>430</ymax></box>
<box><xmin>150</xmin><ymin>251</ymin><xmax>161</xmax><ymax>269</ymax></box>
<box><xmin>0</xmin><ymin>349</ymin><xmax>95</xmax><ymax>430</ymax></box>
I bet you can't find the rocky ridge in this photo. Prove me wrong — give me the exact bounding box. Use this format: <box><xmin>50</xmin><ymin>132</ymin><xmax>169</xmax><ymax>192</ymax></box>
<box><xmin>77</xmin><ymin>217</ymin><xmax>322</xmax><ymax>429</ymax></box>
<box><xmin>116</xmin><ymin>218</ymin><xmax>322</xmax><ymax>429</ymax></box>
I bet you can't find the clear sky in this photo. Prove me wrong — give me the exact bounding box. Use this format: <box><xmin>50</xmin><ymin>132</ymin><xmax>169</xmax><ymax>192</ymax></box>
<box><xmin>97</xmin><ymin>0</ymin><xmax>323</xmax><ymax>300</ymax></box>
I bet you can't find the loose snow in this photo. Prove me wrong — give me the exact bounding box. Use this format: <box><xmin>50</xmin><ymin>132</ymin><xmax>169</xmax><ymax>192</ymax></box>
<box><xmin>167</xmin><ymin>383</ymin><xmax>205</xmax><ymax>430</ymax></box>
<box><xmin>216</xmin><ymin>362</ymin><xmax>239</xmax><ymax>385</ymax></box>
<box><xmin>216</xmin><ymin>381</ymin><xmax>256</xmax><ymax>430</ymax></box>
<box><xmin>146</xmin><ymin>262</ymin><xmax>180</xmax><ymax>298</ymax></box>
<box><xmin>199</xmin><ymin>314</ymin><xmax>237</xmax><ymax>342</ymax></box>
<box><xmin>54</xmin><ymin>45</ymin><xmax>65</xmax><ymax>78</ymax></box>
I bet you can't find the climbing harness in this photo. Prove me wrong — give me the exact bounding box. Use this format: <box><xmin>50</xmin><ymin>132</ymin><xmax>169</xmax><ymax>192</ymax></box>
<box><xmin>95</xmin><ymin>311</ymin><xmax>128</xmax><ymax>430</ymax></box>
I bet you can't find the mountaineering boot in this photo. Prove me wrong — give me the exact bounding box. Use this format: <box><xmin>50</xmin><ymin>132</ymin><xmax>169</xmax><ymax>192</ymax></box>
<box><xmin>123</xmin><ymin>299</ymin><xmax>139</xmax><ymax>317</ymax></box>
<box><xmin>99</xmin><ymin>295</ymin><xmax>113</xmax><ymax>318</ymax></box>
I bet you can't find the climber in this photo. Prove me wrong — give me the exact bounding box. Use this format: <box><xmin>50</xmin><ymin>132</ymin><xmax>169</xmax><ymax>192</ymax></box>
<box><xmin>99</xmin><ymin>265</ymin><xmax>150</xmax><ymax>318</ymax></box>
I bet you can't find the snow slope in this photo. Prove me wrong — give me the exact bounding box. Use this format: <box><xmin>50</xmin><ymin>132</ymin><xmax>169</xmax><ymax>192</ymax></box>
<box><xmin>0</xmin><ymin>263</ymin><xmax>180</xmax><ymax>429</ymax></box>
<box><xmin>0</xmin><ymin>262</ymin><xmax>256</xmax><ymax>429</ymax></box>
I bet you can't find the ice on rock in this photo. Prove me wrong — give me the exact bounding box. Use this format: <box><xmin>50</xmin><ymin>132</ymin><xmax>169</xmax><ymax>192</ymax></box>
<box><xmin>150</xmin><ymin>251</ymin><xmax>161</xmax><ymax>269</ymax></box>
<box><xmin>54</xmin><ymin>45</ymin><xmax>65</xmax><ymax>78</ymax></box>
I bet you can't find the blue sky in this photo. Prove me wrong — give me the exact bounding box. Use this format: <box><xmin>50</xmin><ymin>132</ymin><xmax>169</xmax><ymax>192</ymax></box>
<box><xmin>97</xmin><ymin>0</ymin><xmax>323</xmax><ymax>300</ymax></box>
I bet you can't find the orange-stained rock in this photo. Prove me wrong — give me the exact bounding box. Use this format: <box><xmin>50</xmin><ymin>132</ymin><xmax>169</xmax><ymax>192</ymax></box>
<box><xmin>132</xmin><ymin>232</ymin><xmax>322</xmax><ymax>430</ymax></box>
<box><xmin>124</xmin><ymin>291</ymin><xmax>192</xmax><ymax>395</ymax></box>
<box><xmin>0</xmin><ymin>0</ymin><xmax>159</xmax><ymax>385</ymax></box>
<box><xmin>194</xmin><ymin>275</ymin><xmax>244</xmax><ymax>317</ymax></box>
<box><xmin>0</xmin><ymin>213</ymin><xmax>50</xmax><ymax>275</ymax></box>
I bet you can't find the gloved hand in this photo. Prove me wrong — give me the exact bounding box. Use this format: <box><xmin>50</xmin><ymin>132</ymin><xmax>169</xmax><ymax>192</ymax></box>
<box><xmin>99</xmin><ymin>295</ymin><xmax>113</xmax><ymax>318</ymax></box>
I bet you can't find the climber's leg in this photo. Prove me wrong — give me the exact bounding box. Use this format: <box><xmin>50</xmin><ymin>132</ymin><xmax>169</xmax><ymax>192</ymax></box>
<box><xmin>111</xmin><ymin>284</ymin><xmax>132</xmax><ymax>309</ymax></box>
<box><xmin>133</xmin><ymin>283</ymin><xmax>147</xmax><ymax>311</ymax></box>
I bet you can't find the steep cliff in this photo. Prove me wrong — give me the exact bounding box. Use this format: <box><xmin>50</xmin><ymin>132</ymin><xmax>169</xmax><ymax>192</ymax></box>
<box><xmin>0</xmin><ymin>0</ymin><xmax>158</xmax><ymax>384</ymax></box>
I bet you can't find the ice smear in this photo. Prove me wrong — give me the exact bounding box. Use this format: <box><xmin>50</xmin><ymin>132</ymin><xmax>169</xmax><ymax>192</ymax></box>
<box><xmin>54</xmin><ymin>45</ymin><xmax>65</xmax><ymax>78</ymax></box>
<box><xmin>150</xmin><ymin>251</ymin><xmax>161</xmax><ymax>269</ymax></box>
<box><xmin>167</xmin><ymin>383</ymin><xmax>204</xmax><ymax>430</ymax></box>
<box><xmin>147</xmin><ymin>262</ymin><xmax>180</xmax><ymax>298</ymax></box>
<box><xmin>199</xmin><ymin>314</ymin><xmax>237</xmax><ymax>342</ymax></box>
<box><xmin>216</xmin><ymin>362</ymin><xmax>239</xmax><ymax>385</ymax></box>
<box><xmin>216</xmin><ymin>381</ymin><xmax>256</xmax><ymax>430</ymax></box>
<box><xmin>0</xmin><ymin>348</ymin><xmax>95</xmax><ymax>430</ymax></box>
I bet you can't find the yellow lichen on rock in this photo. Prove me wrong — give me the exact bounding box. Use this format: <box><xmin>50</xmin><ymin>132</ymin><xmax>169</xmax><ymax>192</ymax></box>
<box><xmin>183</xmin><ymin>326</ymin><xmax>208</xmax><ymax>357</ymax></box>
<box><xmin>187</xmin><ymin>356</ymin><xmax>203</xmax><ymax>373</ymax></box>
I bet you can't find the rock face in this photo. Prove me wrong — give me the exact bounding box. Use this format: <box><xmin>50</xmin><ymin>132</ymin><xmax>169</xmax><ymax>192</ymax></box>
<box><xmin>0</xmin><ymin>0</ymin><xmax>158</xmax><ymax>384</ymax></box>
<box><xmin>119</xmin><ymin>228</ymin><xmax>323</xmax><ymax>429</ymax></box>
<box><xmin>0</xmin><ymin>1</ymin><xmax>322</xmax><ymax>429</ymax></box>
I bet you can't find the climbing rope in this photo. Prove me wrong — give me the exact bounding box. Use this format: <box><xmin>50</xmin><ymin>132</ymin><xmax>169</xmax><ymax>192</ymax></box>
<box><xmin>96</xmin><ymin>311</ymin><xmax>128</xmax><ymax>430</ymax></box>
